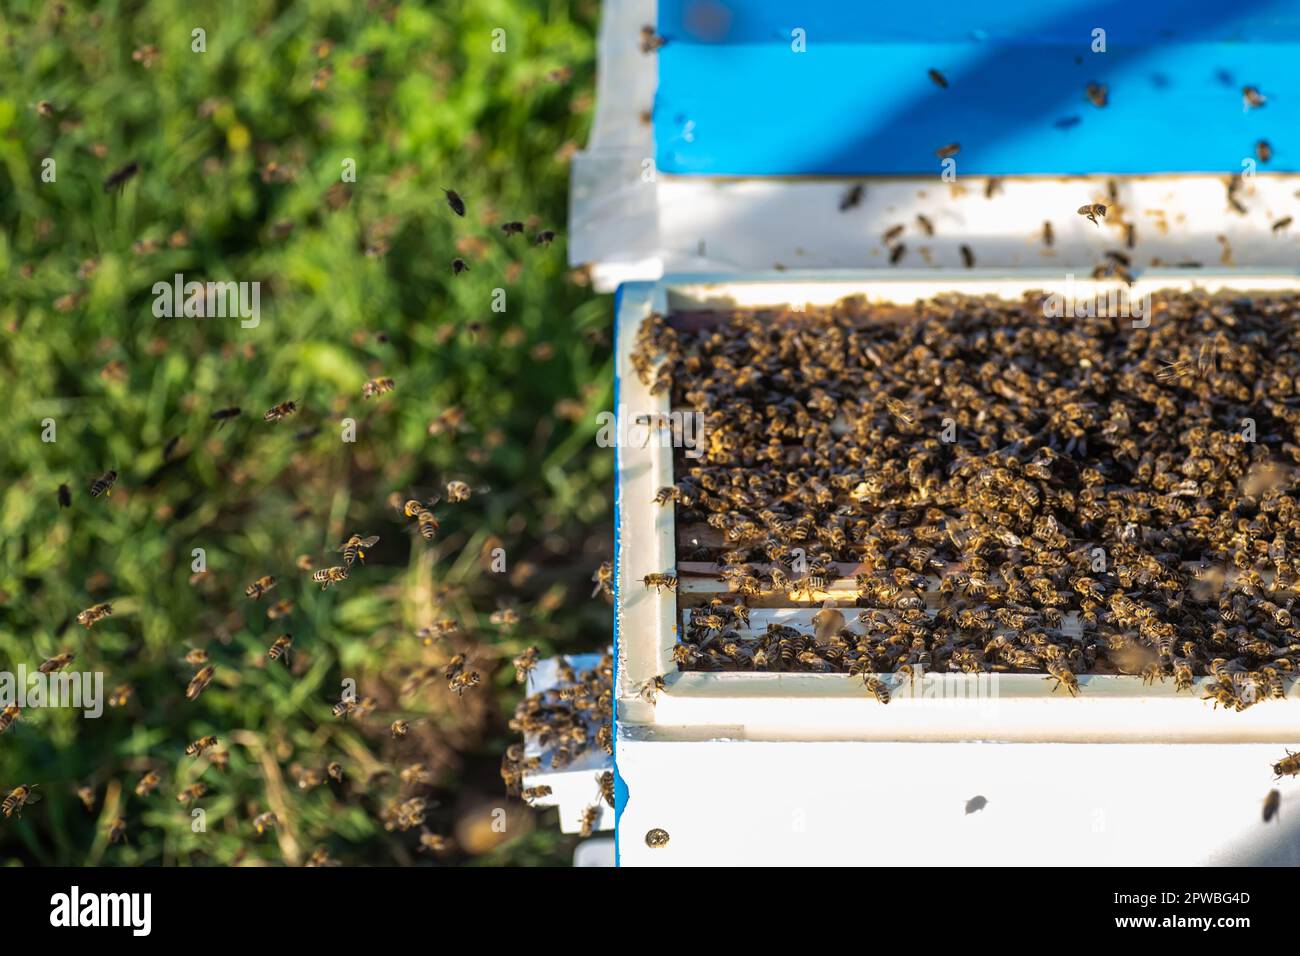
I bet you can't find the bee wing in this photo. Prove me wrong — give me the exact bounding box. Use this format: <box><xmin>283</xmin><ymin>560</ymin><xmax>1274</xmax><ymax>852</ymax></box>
<box><xmin>359</xmin><ymin>536</ymin><xmax>380</xmax><ymax>547</ymax></box>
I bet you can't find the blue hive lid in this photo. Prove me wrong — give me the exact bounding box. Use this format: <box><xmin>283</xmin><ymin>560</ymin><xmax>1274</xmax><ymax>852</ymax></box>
<box><xmin>655</xmin><ymin>0</ymin><xmax>1300</xmax><ymax>176</ymax></box>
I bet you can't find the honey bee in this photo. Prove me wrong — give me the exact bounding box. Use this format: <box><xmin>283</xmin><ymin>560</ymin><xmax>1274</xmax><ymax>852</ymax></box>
<box><xmin>76</xmin><ymin>602</ymin><xmax>113</xmax><ymax>628</ymax></box>
<box><xmin>513</xmin><ymin>646</ymin><xmax>540</xmax><ymax>684</ymax></box>
<box><xmin>103</xmin><ymin>161</ymin><xmax>140</xmax><ymax>193</ymax></box>
<box><xmin>598</xmin><ymin>770</ymin><xmax>615</xmax><ymax>808</ymax></box>
<box><xmin>1273</xmin><ymin>217</ymin><xmax>1293</xmax><ymax>234</ymax></box>
<box><xmin>935</xmin><ymin>143</ymin><xmax>960</xmax><ymax>158</ymax></box>
<box><xmin>135</xmin><ymin>770</ymin><xmax>161</xmax><ymax>797</ymax></box>
<box><xmin>640</xmin><ymin>675</ymin><xmax>666</xmax><ymax>703</ymax></box>
<box><xmin>960</xmin><ymin>244</ymin><xmax>975</xmax><ymax>268</ymax></box>
<box><xmin>267</xmin><ymin>634</ymin><xmax>293</xmax><ymax>665</ymax></box>
<box><xmin>643</xmin><ymin>573</ymin><xmax>678</xmax><ymax>592</ymax></box>
<box><xmin>253</xmin><ymin>811</ymin><xmax>278</xmax><ymax>835</ymax></box>
<box><xmin>443</xmin><ymin>188</ymin><xmax>466</xmax><ymax>217</ymax></box>
<box><xmin>58</xmin><ymin>483</ymin><xmax>71</xmax><ymax>508</ymax></box>
<box><xmin>327</xmin><ymin>762</ymin><xmax>344</xmax><ymax>783</ymax></box>
<box><xmin>263</xmin><ymin>400</ymin><xmax>298</xmax><ymax>422</ymax></box>
<box><xmin>489</xmin><ymin>607</ymin><xmax>520</xmax><ymax>628</ymax></box>
<box><xmin>184</xmin><ymin>648</ymin><xmax>209</xmax><ymax>666</ymax></box>
<box><xmin>107</xmin><ymin>817</ymin><xmax>128</xmax><ymax>844</ymax></box>
<box><xmin>1078</xmin><ymin>203</ymin><xmax>1106</xmax><ymax>226</ymax></box>
<box><xmin>927</xmin><ymin>68</ymin><xmax>948</xmax><ymax>88</ymax></box>
<box><xmin>1243</xmin><ymin>85</ymin><xmax>1266</xmax><ymax>109</ymax></box>
<box><xmin>1257</xmin><ymin>139</ymin><xmax>1273</xmax><ymax>163</ymax></box>
<box><xmin>38</xmin><ymin>652</ymin><xmax>74</xmax><ymax>674</ymax></box>
<box><xmin>522</xmin><ymin>785</ymin><xmax>553</xmax><ymax>801</ymax></box>
<box><xmin>402</xmin><ymin>499</ymin><xmax>440</xmax><ymax>540</ymax></box>
<box><xmin>108</xmin><ymin>685</ymin><xmax>133</xmax><ymax>707</ymax></box>
<box><xmin>0</xmin><ymin>705</ymin><xmax>19</xmax><ymax>734</ymax></box>
<box><xmin>1264</xmin><ymin>789</ymin><xmax>1281</xmax><ymax>822</ymax></box>
<box><xmin>210</xmin><ymin>405</ymin><xmax>241</xmax><ymax>426</ymax></box>
<box><xmin>1045</xmin><ymin>661</ymin><xmax>1079</xmax><ymax>697</ymax></box>
<box><xmin>186</xmin><ymin>664</ymin><xmax>216</xmax><ymax>701</ymax></box>
<box><xmin>186</xmin><ymin>735</ymin><xmax>219</xmax><ymax>756</ymax></box>
<box><xmin>418</xmin><ymin>829</ymin><xmax>449</xmax><ymax>853</ymax></box>
<box><xmin>295</xmin><ymin>554</ymin><xmax>316</xmax><ymax>571</ymax></box>
<box><xmin>839</xmin><ymin>183</ymin><xmax>864</xmax><ymax>211</ymax></box>
<box><xmin>76</xmin><ymin>786</ymin><xmax>96</xmax><ymax>812</ymax></box>
<box><xmin>445</xmin><ymin>480</ymin><xmax>478</xmax><ymax>503</ymax></box>
<box><xmin>336</xmin><ymin>534</ymin><xmax>379</xmax><ymax>566</ymax></box>
<box><xmin>89</xmin><ymin>469</ymin><xmax>118</xmax><ymax>497</ymax></box>
<box><xmin>176</xmin><ymin>783</ymin><xmax>208</xmax><ymax>805</ymax></box>
<box><xmin>391</xmin><ymin>719</ymin><xmax>410</xmax><ymax>739</ymax></box>
<box><xmin>245</xmin><ymin>576</ymin><xmax>277</xmax><ymax>599</ymax></box>
<box><xmin>451</xmin><ymin>257</ymin><xmax>470</xmax><ymax>275</ymax></box>
<box><xmin>305</xmin><ymin>847</ymin><xmax>337</xmax><ymax>866</ymax></box>
<box><xmin>312</xmin><ymin>566</ymin><xmax>349</xmax><ymax>589</ymax></box>
<box><xmin>591</xmin><ymin>561</ymin><xmax>614</xmax><ymax>598</ymax></box>
<box><xmin>1273</xmin><ymin>749</ymin><xmax>1300</xmax><ymax>779</ymax></box>
<box><xmin>1042</xmin><ymin>221</ymin><xmax>1054</xmax><ymax>246</ymax></box>
<box><xmin>267</xmin><ymin>598</ymin><xmax>295</xmax><ymax>620</ymax></box>
<box><xmin>1085</xmin><ymin>82</ymin><xmax>1108</xmax><ymax>107</ymax></box>
<box><xmin>501</xmin><ymin>220</ymin><xmax>525</xmax><ymax>236</ymax></box>
<box><xmin>2</xmin><ymin>784</ymin><xmax>38</xmax><ymax>818</ymax></box>
<box><xmin>332</xmin><ymin>697</ymin><xmax>358</xmax><ymax>719</ymax></box>
<box><xmin>362</xmin><ymin>377</ymin><xmax>395</xmax><ymax>399</ymax></box>
<box><xmin>579</xmin><ymin>803</ymin><xmax>601</xmax><ymax>838</ymax></box>
<box><xmin>535</xmin><ymin>229</ymin><xmax>557</xmax><ymax>247</ymax></box>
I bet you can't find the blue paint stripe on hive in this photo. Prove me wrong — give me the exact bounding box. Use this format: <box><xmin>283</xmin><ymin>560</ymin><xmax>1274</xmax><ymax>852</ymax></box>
<box><xmin>611</xmin><ymin>280</ymin><xmax>629</xmax><ymax>868</ymax></box>
<box><xmin>655</xmin><ymin>0</ymin><xmax>1300</xmax><ymax>175</ymax></box>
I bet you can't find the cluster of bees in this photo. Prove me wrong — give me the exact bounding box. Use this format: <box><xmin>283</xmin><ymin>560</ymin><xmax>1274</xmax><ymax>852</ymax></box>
<box><xmin>504</xmin><ymin>653</ymin><xmax>614</xmax><ymax>835</ymax></box>
<box><xmin>632</xmin><ymin>295</ymin><xmax>1300</xmax><ymax>744</ymax></box>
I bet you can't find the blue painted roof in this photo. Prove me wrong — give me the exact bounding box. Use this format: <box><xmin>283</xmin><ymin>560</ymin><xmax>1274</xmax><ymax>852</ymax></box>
<box><xmin>655</xmin><ymin>0</ymin><xmax>1300</xmax><ymax>175</ymax></box>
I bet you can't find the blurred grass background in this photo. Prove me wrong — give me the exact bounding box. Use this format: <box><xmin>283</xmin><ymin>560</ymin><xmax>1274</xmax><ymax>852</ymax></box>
<box><xmin>0</xmin><ymin>0</ymin><xmax>613</xmax><ymax>865</ymax></box>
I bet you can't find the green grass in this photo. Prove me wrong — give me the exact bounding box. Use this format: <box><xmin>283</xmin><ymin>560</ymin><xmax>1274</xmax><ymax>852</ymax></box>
<box><xmin>0</xmin><ymin>0</ymin><xmax>612</xmax><ymax>865</ymax></box>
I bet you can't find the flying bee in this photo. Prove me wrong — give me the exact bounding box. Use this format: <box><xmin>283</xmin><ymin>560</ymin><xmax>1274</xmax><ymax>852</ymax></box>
<box><xmin>591</xmin><ymin>561</ymin><xmax>614</xmax><ymax>598</ymax></box>
<box><xmin>263</xmin><ymin>401</ymin><xmax>299</xmax><ymax>423</ymax></box>
<box><xmin>58</xmin><ymin>483</ymin><xmax>71</xmax><ymax>508</ymax></box>
<box><xmin>362</xmin><ymin>377</ymin><xmax>395</xmax><ymax>399</ymax></box>
<box><xmin>1085</xmin><ymin>81</ymin><xmax>1108</xmax><ymax>107</ymax></box>
<box><xmin>643</xmin><ymin>573</ymin><xmax>678</xmax><ymax>592</ymax></box>
<box><xmin>2</xmin><ymin>784</ymin><xmax>39</xmax><ymax>819</ymax></box>
<box><xmin>332</xmin><ymin>697</ymin><xmax>357</xmax><ymax>719</ymax></box>
<box><xmin>1256</xmin><ymin>788</ymin><xmax>1281</xmax><ymax>829</ymax></box>
<box><xmin>1042</xmin><ymin>221</ymin><xmax>1054</xmax><ymax>246</ymax></box>
<box><xmin>295</xmin><ymin>554</ymin><xmax>315</xmax><ymax>571</ymax></box>
<box><xmin>327</xmin><ymin>762</ymin><xmax>344</xmax><ymax>783</ymax></box>
<box><xmin>889</xmin><ymin>243</ymin><xmax>906</xmax><ymax>265</ymax></box>
<box><xmin>839</xmin><ymin>183</ymin><xmax>864</xmax><ymax>211</ymax></box>
<box><xmin>135</xmin><ymin>770</ymin><xmax>161</xmax><ymax>797</ymax></box>
<box><xmin>1257</xmin><ymin>139</ymin><xmax>1273</xmax><ymax>163</ymax></box>
<box><xmin>186</xmin><ymin>664</ymin><xmax>216</xmax><ymax>701</ymax></box>
<box><xmin>38</xmin><ymin>652</ymin><xmax>73</xmax><ymax>674</ymax></box>
<box><xmin>76</xmin><ymin>786</ymin><xmax>96</xmax><ymax>812</ymax></box>
<box><xmin>176</xmin><ymin>783</ymin><xmax>208</xmax><ymax>805</ymax></box>
<box><xmin>419</xmin><ymin>829</ymin><xmax>449</xmax><ymax>853</ymax></box>
<box><xmin>336</xmin><ymin>534</ymin><xmax>380</xmax><ymax>566</ymax></box>
<box><xmin>103</xmin><ymin>160</ymin><xmax>140</xmax><ymax>193</ymax></box>
<box><xmin>108</xmin><ymin>685</ymin><xmax>133</xmax><ymax>707</ymax></box>
<box><xmin>1274</xmin><ymin>749</ymin><xmax>1300</xmax><ymax>779</ymax></box>
<box><xmin>501</xmin><ymin>220</ymin><xmax>525</xmax><ymax>236</ymax></box>
<box><xmin>451</xmin><ymin>257</ymin><xmax>470</xmax><ymax>275</ymax></box>
<box><xmin>0</xmin><ymin>705</ymin><xmax>19</xmax><ymax>734</ymax></box>
<box><xmin>89</xmin><ymin>469</ymin><xmax>118</xmax><ymax>497</ymax></box>
<box><xmin>267</xmin><ymin>634</ymin><xmax>293</xmax><ymax>666</ymax></box>
<box><xmin>513</xmin><ymin>647</ymin><xmax>540</xmax><ymax>684</ymax></box>
<box><xmin>1078</xmin><ymin>203</ymin><xmax>1106</xmax><ymax>226</ymax></box>
<box><xmin>444</xmin><ymin>480</ymin><xmax>477</xmax><ymax>503</ymax></box>
<box><xmin>107</xmin><ymin>817</ymin><xmax>127</xmax><ymax>844</ymax></box>
<box><xmin>266</xmin><ymin>598</ymin><xmax>295</xmax><ymax>620</ymax></box>
<box><xmin>312</xmin><ymin>566</ymin><xmax>349</xmax><ymax>590</ymax></box>
<box><xmin>448</xmin><ymin>669</ymin><xmax>480</xmax><ymax>696</ymax></box>
<box><xmin>935</xmin><ymin>143</ymin><xmax>960</xmax><ymax>158</ymax></box>
<box><xmin>960</xmin><ymin>244</ymin><xmax>975</xmax><ymax>267</ymax></box>
<box><xmin>534</xmin><ymin>230</ymin><xmax>556</xmax><ymax>246</ymax></box>
<box><xmin>186</xmin><ymin>735</ymin><xmax>219</xmax><ymax>757</ymax></box>
<box><xmin>245</xmin><ymin>576</ymin><xmax>277</xmax><ymax>599</ymax></box>
<box><xmin>253</xmin><ymin>812</ymin><xmax>278</xmax><ymax>835</ymax></box>
<box><xmin>927</xmin><ymin>68</ymin><xmax>948</xmax><ymax>88</ymax></box>
<box><xmin>403</xmin><ymin>499</ymin><xmax>440</xmax><ymax>540</ymax></box>
<box><xmin>210</xmin><ymin>406</ymin><xmax>241</xmax><ymax>427</ymax></box>
<box><xmin>76</xmin><ymin>602</ymin><xmax>113</xmax><ymax>628</ymax></box>
<box><xmin>391</xmin><ymin>719</ymin><xmax>410</xmax><ymax>739</ymax></box>
<box><xmin>443</xmin><ymin>188</ymin><xmax>466</xmax><ymax>217</ymax></box>
<box><xmin>1243</xmin><ymin>85</ymin><xmax>1266</xmax><ymax>109</ymax></box>
<box><xmin>1273</xmin><ymin>216</ymin><xmax>1293</xmax><ymax>234</ymax></box>
<box><xmin>184</xmin><ymin>648</ymin><xmax>209</xmax><ymax>666</ymax></box>
<box><xmin>488</xmin><ymin>607</ymin><xmax>520</xmax><ymax>630</ymax></box>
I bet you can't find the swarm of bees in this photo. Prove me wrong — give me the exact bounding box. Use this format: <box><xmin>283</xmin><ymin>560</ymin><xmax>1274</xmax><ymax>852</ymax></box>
<box><xmin>631</xmin><ymin>293</ymin><xmax>1300</xmax><ymax>728</ymax></box>
<box><xmin>505</xmin><ymin>653</ymin><xmax>613</xmax><ymax>793</ymax></box>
